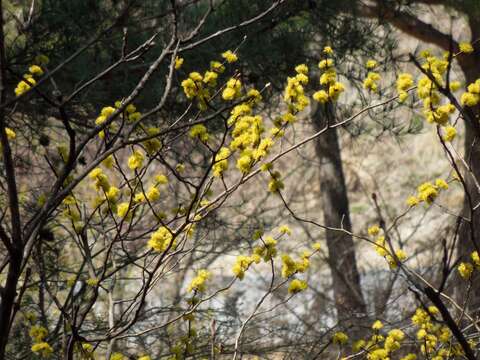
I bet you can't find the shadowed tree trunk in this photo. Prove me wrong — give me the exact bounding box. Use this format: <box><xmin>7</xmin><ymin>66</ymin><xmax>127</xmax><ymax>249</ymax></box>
<box><xmin>310</xmin><ymin>101</ymin><xmax>367</xmax><ymax>330</ymax></box>
<box><xmin>456</xmin><ymin>52</ymin><xmax>480</xmax><ymax>314</ymax></box>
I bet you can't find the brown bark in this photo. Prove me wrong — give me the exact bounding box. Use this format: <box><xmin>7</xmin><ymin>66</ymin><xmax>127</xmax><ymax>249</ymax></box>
<box><xmin>310</xmin><ymin>102</ymin><xmax>367</xmax><ymax>328</ymax></box>
<box><xmin>0</xmin><ymin>0</ymin><xmax>24</xmax><ymax>358</ymax></box>
<box><xmin>456</xmin><ymin>56</ymin><xmax>480</xmax><ymax>314</ymax></box>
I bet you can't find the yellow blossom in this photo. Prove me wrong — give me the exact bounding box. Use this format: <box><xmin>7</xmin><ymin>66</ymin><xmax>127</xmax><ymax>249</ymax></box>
<box><xmin>127</xmin><ymin>150</ymin><xmax>144</xmax><ymax>170</ymax></box>
<box><xmin>323</xmin><ymin>46</ymin><xmax>334</xmax><ymax>55</ymax></box>
<box><xmin>189</xmin><ymin>124</ymin><xmax>209</xmax><ymax>142</ymax></box>
<box><xmin>29</xmin><ymin>325</ymin><xmax>48</xmax><ymax>342</ymax></box>
<box><xmin>213</xmin><ymin>147</ymin><xmax>231</xmax><ymax>177</ymax></box>
<box><xmin>328</xmin><ymin>82</ymin><xmax>345</xmax><ymax>100</ymax></box>
<box><xmin>417</xmin><ymin>182</ymin><xmax>438</xmax><ymax>204</ymax></box>
<box><xmin>222</xmin><ymin>50</ymin><xmax>238</xmax><ymax>63</ymax></box>
<box><xmin>442</xmin><ymin>126</ymin><xmax>457</xmax><ymax>142</ymax></box>
<box><xmin>459</xmin><ymin>42</ymin><xmax>474</xmax><ymax>54</ymax></box>
<box><xmin>232</xmin><ymin>255</ymin><xmax>256</xmax><ymax>280</ymax></box>
<box><xmin>188</xmin><ymin>269</ymin><xmax>211</xmax><ymax>292</ymax></box>
<box><xmin>279</xmin><ymin>225</ymin><xmax>291</xmax><ymax>235</ymax></box>
<box><xmin>14</xmin><ymin>78</ymin><xmax>36</xmax><ymax>96</ymax></box>
<box><xmin>31</xmin><ymin>342</ymin><xmax>53</xmax><ymax>357</ymax></box>
<box><xmin>125</xmin><ymin>103</ymin><xmax>136</xmax><ymax>114</ymax></box>
<box><xmin>318</xmin><ymin>58</ymin><xmax>333</xmax><ymax>69</ymax></box>
<box><xmin>435</xmin><ymin>178</ymin><xmax>448</xmax><ymax>190</ymax></box>
<box><xmin>458</xmin><ymin>262</ymin><xmax>473</xmax><ymax>279</ymax></box>
<box><xmin>5</xmin><ymin>127</ymin><xmax>16</xmax><ymax>139</ymax></box>
<box><xmin>450</xmin><ymin>81</ymin><xmax>461</xmax><ymax>91</ymax></box>
<box><xmin>146</xmin><ymin>186</ymin><xmax>160</xmax><ymax>202</ymax></box>
<box><xmin>155</xmin><ymin>174</ymin><xmax>168</xmax><ymax>184</ymax></box>
<box><xmin>117</xmin><ymin>202</ymin><xmax>130</xmax><ymax>218</ymax></box>
<box><xmin>295</xmin><ymin>64</ymin><xmax>308</xmax><ymax>74</ymax></box>
<box><xmin>288</xmin><ymin>279</ymin><xmax>308</xmax><ymax>294</ymax></box>
<box><xmin>368</xmin><ymin>225</ymin><xmax>380</xmax><ymax>236</ymax></box>
<box><xmin>332</xmin><ymin>331</ymin><xmax>348</xmax><ymax>345</ymax></box>
<box><xmin>313</xmin><ymin>90</ymin><xmax>329</xmax><ymax>103</ymax></box>
<box><xmin>148</xmin><ymin>226</ymin><xmax>175</xmax><ymax>252</ymax></box>
<box><xmin>471</xmin><ymin>251</ymin><xmax>480</xmax><ymax>266</ymax></box>
<box><xmin>372</xmin><ymin>320</ymin><xmax>383</xmax><ymax>330</ymax></box>
<box><xmin>460</xmin><ymin>92</ymin><xmax>480</xmax><ymax>107</ymax></box>
<box><xmin>175</xmin><ymin>56</ymin><xmax>184</xmax><ymax>69</ymax></box>
<box><xmin>29</xmin><ymin>65</ymin><xmax>44</xmax><ymax>76</ymax></box>
<box><xmin>366</xmin><ymin>59</ymin><xmax>378</xmax><ymax>69</ymax></box>
<box><xmin>86</xmin><ymin>278</ymin><xmax>98</xmax><ymax>286</ymax></box>
<box><xmin>406</xmin><ymin>195</ymin><xmax>420</xmax><ymax>207</ymax></box>
<box><xmin>210</xmin><ymin>61</ymin><xmax>225</xmax><ymax>73</ymax></box>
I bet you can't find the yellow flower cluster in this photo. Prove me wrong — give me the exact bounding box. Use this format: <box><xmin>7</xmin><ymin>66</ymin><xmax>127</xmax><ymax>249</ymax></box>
<box><xmin>313</xmin><ymin>47</ymin><xmax>345</xmax><ymax>104</ymax></box>
<box><xmin>368</xmin><ymin>228</ymin><xmax>407</xmax><ymax>269</ymax></box>
<box><xmin>115</xmin><ymin>101</ymin><xmax>142</xmax><ymax>122</ymax></box>
<box><xmin>253</xmin><ymin>236</ymin><xmax>277</xmax><ymax>261</ymax></box>
<box><xmin>111</xmin><ymin>353</ymin><xmax>126</xmax><ymax>360</ymax></box>
<box><xmin>352</xmin><ymin>322</ymin><xmax>406</xmax><ymax>360</ymax></box>
<box><xmin>231</xmin><ymin>227</ymin><xmax>316</xmax><ymax>282</ymax></box>
<box><xmin>368</xmin><ymin>225</ymin><xmax>380</xmax><ymax>236</ymax></box>
<box><xmin>95</xmin><ymin>102</ymin><xmax>141</xmax><ymax>138</ymax></box>
<box><xmin>284</xmin><ymin>64</ymin><xmax>309</xmax><ymax>111</ymax></box>
<box><xmin>442</xmin><ymin>125</ymin><xmax>457</xmax><ymax>142</ymax></box>
<box><xmin>181</xmin><ymin>62</ymin><xmax>223</xmax><ymax>110</ymax></box>
<box><xmin>222</xmin><ymin>77</ymin><xmax>242</xmax><ymax>101</ymax></box>
<box><xmin>332</xmin><ymin>331</ymin><xmax>348</xmax><ymax>345</ymax></box>
<box><xmin>29</xmin><ymin>325</ymin><xmax>48</xmax><ymax>342</ymax></box>
<box><xmin>188</xmin><ymin>269</ymin><xmax>211</xmax><ymax>292</ymax></box>
<box><xmin>226</xmin><ymin>97</ymin><xmax>272</xmax><ymax>174</ymax></box>
<box><xmin>31</xmin><ymin>342</ymin><xmax>54</xmax><ymax>358</ymax></box>
<box><xmin>14</xmin><ymin>64</ymin><xmax>45</xmax><ymax>96</ymax></box>
<box><xmin>5</xmin><ymin>127</ymin><xmax>16</xmax><ymax>140</ymax></box>
<box><xmin>278</xmin><ymin>225</ymin><xmax>291</xmax><ymax>235</ymax></box>
<box><xmin>221</xmin><ymin>50</ymin><xmax>238</xmax><ymax>63</ymax></box>
<box><xmin>175</xmin><ymin>56</ymin><xmax>184</xmax><ymax>69</ymax></box>
<box><xmin>116</xmin><ymin>202</ymin><xmax>130</xmax><ymax>218</ymax></box>
<box><xmin>127</xmin><ymin>149</ymin><xmax>145</xmax><ymax>171</ymax></box>
<box><xmin>405</xmin><ymin>53</ymin><xmax>462</xmax><ymax>141</ymax></box>
<box><xmin>86</xmin><ymin>278</ymin><xmax>98</xmax><ymax>287</ymax></box>
<box><xmin>232</xmin><ymin>254</ymin><xmax>259</xmax><ymax>280</ymax></box>
<box><xmin>288</xmin><ymin>279</ymin><xmax>307</xmax><ymax>294</ymax></box>
<box><xmin>267</xmin><ymin>169</ymin><xmax>284</xmax><ymax>193</ymax></box>
<box><xmin>407</xmin><ymin>179</ymin><xmax>448</xmax><ymax>207</ymax></box>
<box><xmin>281</xmin><ymin>252</ymin><xmax>310</xmax><ymax>278</ymax></box>
<box><xmin>95</xmin><ymin>106</ymin><xmax>115</xmax><ymax>126</ymax></box>
<box><xmin>29</xmin><ymin>325</ymin><xmax>53</xmax><ymax>358</ymax></box>
<box><xmin>142</xmin><ymin>126</ymin><xmax>162</xmax><ymax>154</ymax></box>
<box><xmin>89</xmin><ymin>167</ymin><xmax>111</xmax><ymax>193</ymax></box>
<box><xmin>410</xmin><ymin>306</ymin><xmax>467</xmax><ymax>357</ymax></box>
<box><xmin>363</xmin><ymin>71</ymin><xmax>381</xmax><ymax>93</ymax></box>
<box><xmin>458</xmin><ymin>250</ymin><xmax>480</xmax><ymax>279</ymax></box>
<box><xmin>460</xmin><ymin>78</ymin><xmax>480</xmax><ymax>107</ymax></box>
<box><xmin>148</xmin><ymin>226</ymin><xmax>175</xmax><ymax>252</ymax></box>
<box><xmin>396</xmin><ymin>73</ymin><xmax>413</xmax><ymax>102</ymax></box>
<box><xmin>366</xmin><ymin>59</ymin><xmax>378</xmax><ymax>69</ymax></box>
<box><xmin>459</xmin><ymin>42</ymin><xmax>474</xmax><ymax>54</ymax></box>
<box><xmin>212</xmin><ymin>147</ymin><xmax>231</xmax><ymax>177</ymax></box>
<box><xmin>189</xmin><ymin>124</ymin><xmax>209</xmax><ymax>142</ymax></box>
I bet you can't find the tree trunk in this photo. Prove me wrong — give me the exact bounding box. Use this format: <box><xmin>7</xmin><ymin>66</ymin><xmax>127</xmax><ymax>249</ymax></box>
<box><xmin>456</xmin><ymin>53</ymin><xmax>480</xmax><ymax>315</ymax></box>
<box><xmin>310</xmin><ymin>102</ymin><xmax>367</xmax><ymax>329</ymax></box>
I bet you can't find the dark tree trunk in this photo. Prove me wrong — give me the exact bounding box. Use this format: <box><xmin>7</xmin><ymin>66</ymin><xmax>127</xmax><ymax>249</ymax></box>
<box><xmin>456</xmin><ymin>52</ymin><xmax>480</xmax><ymax>315</ymax></box>
<box><xmin>310</xmin><ymin>102</ymin><xmax>367</xmax><ymax>329</ymax></box>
